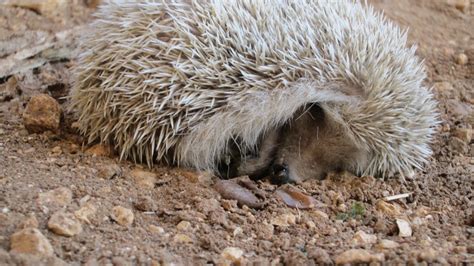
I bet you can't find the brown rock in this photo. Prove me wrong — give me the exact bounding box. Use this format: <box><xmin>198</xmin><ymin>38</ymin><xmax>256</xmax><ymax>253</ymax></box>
<box><xmin>173</xmin><ymin>233</ymin><xmax>193</xmax><ymax>244</ymax></box>
<box><xmin>37</xmin><ymin>187</ymin><xmax>72</xmax><ymax>208</ymax></box>
<box><xmin>133</xmin><ymin>196</ymin><xmax>157</xmax><ymax>212</ymax></box>
<box><xmin>221</xmin><ymin>247</ymin><xmax>244</xmax><ymax>264</ymax></box>
<box><xmin>10</xmin><ymin>228</ymin><xmax>54</xmax><ymax>257</ymax></box>
<box><xmin>452</xmin><ymin>128</ymin><xmax>472</xmax><ymax>143</ymax></box>
<box><xmin>74</xmin><ymin>203</ymin><xmax>97</xmax><ymax>224</ymax></box>
<box><xmin>18</xmin><ymin>215</ymin><xmax>39</xmax><ymax>229</ymax></box>
<box><xmin>270</xmin><ymin>213</ymin><xmax>296</xmax><ymax>227</ymax></box>
<box><xmin>449</xmin><ymin>137</ymin><xmax>468</xmax><ymax>154</ymax></box>
<box><xmin>111</xmin><ymin>206</ymin><xmax>134</xmax><ymax>226</ymax></box>
<box><xmin>376</xmin><ymin>200</ymin><xmax>402</xmax><ymax>217</ymax></box>
<box><xmin>48</xmin><ymin>211</ymin><xmax>82</xmax><ymax>237</ymax></box>
<box><xmin>129</xmin><ymin>169</ymin><xmax>157</xmax><ymax>189</ymax></box>
<box><xmin>455</xmin><ymin>53</ymin><xmax>468</xmax><ymax>65</ymax></box>
<box><xmin>176</xmin><ymin>221</ymin><xmax>191</xmax><ymax>231</ymax></box>
<box><xmin>22</xmin><ymin>94</ymin><xmax>61</xmax><ymax>134</ymax></box>
<box><xmin>97</xmin><ymin>164</ymin><xmax>122</xmax><ymax>179</ymax></box>
<box><xmin>334</xmin><ymin>249</ymin><xmax>384</xmax><ymax>264</ymax></box>
<box><xmin>85</xmin><ymin>144</ymin><xmax>113</xmax><ymax>157</ymax></box>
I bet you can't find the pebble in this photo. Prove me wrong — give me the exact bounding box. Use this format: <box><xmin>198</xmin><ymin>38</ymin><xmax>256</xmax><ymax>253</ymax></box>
<box><xmin>352</xmin><ymin>230</ymin><xmax>377</xmax><ymax>245</ymax></box>
<box><xmin>22</xmin><ymin>94</ymin><xmax>61</xmax><ymax>134</ymax></box>
<box><xmin>133</xmin><ymin>196</ymin><xmax>157</xmax><ymax>212</ymax></box>
<box><xmin>97</xmin><ymin>164</ymin><xmax>122</xmax><ymax>179</ymax></box>
<box><xmin>10</xmin><ymin>228</ymin><xmax>54</xmax><ymax>257</ymax></box>
<box><xmin>37</xmin><ymin>187</ymin><xmax>72</xmax><ymax>208</ymax></box>
<box><xmin>111</xmin><ymin>206</ymin><xmax>134</xmax><ymax>226</ymax></box>
<box><xmin>311</xmin><ymin>210</ymin><xmax>329</xmax><ymax>220</ymax></box>
<box><xmin>376</xmin><ymin>200</ymin><xmax>402</xmax><ymax>217</ymax></box>
<box><xmin>85</xmin><ymin>144</ymin><xmax>113</xmax><ymax>157</ymax></box>
<box><xmin>148</xmin><ymin>225</ymin><xmax>165</xmax><ymax>234</ymax></box>
<box><xmin>396</xmin><ymin>218</ymin><xmax>412</xmax><ymax>237</ymax></box>
<box><xmin>416</xmin><ymin>248</ymin><xmax>438</xmax><ymax>262</ymax></box>
<box><xmin>377</xmin><ymin>239</ymin><xmax>400</xmax><ymax>249</ymax></box>
<box><xmin>453</xmin><ymin>128</ymin><xmax>472</xmax><ymax>143</ymax></box>
<box><xmin>18</xmin><ymin>215</ymin><xmax>39</xmax><ymax>229</ymax></box>
<box><xmin>176</xmin><ymin>221</ymin><xmax>191</xmax><ymax>231</ymax></box>
<box><xmin>173</xmin><ymin>233</ymin><xmax>192</xmax><ymax>244</ymax></box>
<box><xmin>270</xmin><ymin>213</ymin><xmax>296</xmax><ymax>227</ymax></box>
<box><xmin>334</xmin><ymin>249</ymin><xmax>384</xmax><ymax>264</ymax></box>
<box><xmin>74</xmin><ymin>203</ymin><xmax>97</xmax><ymax>224</ymax></box>
<box><xmin>129</xmin><ymin>169</ymin><xmax>157</xmax><ymax>189</ymax></box>
<box><xmin>307</xmin><ymin>247</ymin><xmax>332</xmax><ymax>264</ymax></box>
<box><xmin>450</xmin><ymin>0</ymin><xmax>471</xmax><ymax>12</ymax></box>
<box><xmin>47</xmin><ymin>211</ymin><xmax>83</xmax><ymax>237</ymax></box>
<box><xmin>449</xmin><ymin>137</ymin><xmax>468</xmax><ymax>154</ymax></box>
<box><xmin>455</xmin><ymin>53</ymin><xmax>468</xmax><ymax>65</ymax></box>
<box><xmin>221</xmin><ymin>247</ymin><xmax>244</xmax><ymax>264</ymax></box>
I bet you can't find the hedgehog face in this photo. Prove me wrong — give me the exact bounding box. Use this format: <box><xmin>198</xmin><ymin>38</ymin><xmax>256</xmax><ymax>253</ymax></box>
<box><xmin>225</xmin><ymin>104</ymin><xmax>369</xmax><ymax>184</ymax></box>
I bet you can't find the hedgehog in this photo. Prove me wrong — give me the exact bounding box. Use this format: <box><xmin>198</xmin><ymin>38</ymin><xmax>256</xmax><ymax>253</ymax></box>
<box><xmin>70</xmin><ymin>0</ymin><xmax>438</xmax><ymax>183</ymax></box>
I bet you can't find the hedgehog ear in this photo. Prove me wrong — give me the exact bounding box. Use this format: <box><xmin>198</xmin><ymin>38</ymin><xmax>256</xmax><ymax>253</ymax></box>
<box><xmin>307</xmin><ymin>104</ymin><xmax>325</xmax><ymax>122</ymax></box>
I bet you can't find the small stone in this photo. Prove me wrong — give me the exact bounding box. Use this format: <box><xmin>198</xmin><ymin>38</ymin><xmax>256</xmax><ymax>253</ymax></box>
<box><xmin>10</xmin><ymin>228</ymin><xmax>54</xmax><ymax>257</ymax></box>
<box><xmin>352</xmin><ymin>230</ymin><xmax>377</xmax><ymax>245</ymax></box>
<box><xmin>173</xmin><ymin>233</ymin><xmax>192</xmax><ymax>244</ymax></box>
<box><xmin>148</xmin><ymin>225</ymin><xmax>164</xmax><ymax>234</ymax></box>
<box><xmin>221</xmin><ymin>247</ymin><xmax>244</xmax><ymax>264</ymax></box>
<box><xmin>37</xmin><ymin>187</ymin><xmax>72</xmax><ymax>208</ymax></box>
<box><xmin>233</xmin><ymin>227</ymin><xmax>243</xmax><ymax>237</ymax></box>
<box><xmin>376</xmin><ymin>200</ymin><xmax>402</xmax><ymax>217</ymax></box>
<box><xmin>133</xmin><ymin>196</ymin><xmax>157</xmax><ymax>212</ymax></box>
<box><xmin>453</xmin><ymin>246</ymin><xmax>467</xmax><ymax>254</ymax></box>
<box><xmin>270</xmin><ymin>213</ymin><xmax>296</xmax><ymax>227</ymax></box>
<box><xmin>334</xmin><ymin>249</ymin><xmax>384</xmax><ymax>264</ymax></box>
<box><xmin>307</xmin><ymin>247</ymin><xmax>332</xmax><ymax>264</ymax></box>
<box><xmin>449</xmin><ymin>137</ymin><xmax>468</xmax><ymax>154</ymax></box>
<box><xmin>453</xmin><ymin>128</ymin><xmax>472</xmax><ymax>143</ymax></box>
<box><xmin>47</xmin><ymin>211</ymin><xmax>82</xmax><ymax>237</ymax></box>
<box><xmin>111</xmin><ymin>206</ymin><xmax>134</xmax><ymax>226</ymax></box>
<box><xmin>449</xmin><ymin>0</ymin><xmax>470</xmax><ymax>12</ymax></box>
<box><xmin>176</xmin><ymin>221</ymin><xmax>191</xmax><ymax>231</ymax></box>
<box><xmin>129</xmin><ymin>169</ymin><xmax>157</xmax><ymax>189</ymax></box>
<box><xmin>396</xmin><ymin>218</ymin><xmax>412</xmax><ymax>237</ymax></box>
<box><xmin>85</xmin><ymin>144</ymin><xmax>113</xmax><ymax>157</ymax></box>
<box><xmin>74</xmin><ymin>203</ymin><xmax>97</xmax><ymax>224</ymax></box>
<box><xmin>97</xmin><ymin>164</ymin><xmax>122</xmax><ymax>179</ymax></box>
<box><xmin>84</xmin><ymin>0</ymin><xmax>102</xmax><ymax>8</ymax></box>
<box><xmin>18</xmin><ymin>215</ymin><xmax>39</xmax><ymax>229</ymax></box>
<box><xmin>311</xmin><ymin>210</ymin><xmax>329</xmax><ymax>220</ymax></box>
<box><xmin>22</xmin><ymin>94</ymin><xmax>61</xmax><ymax>134</ymax></box>
<box><xmin>455</xmin><ymin>53</ymin><xmax>468</xmax><ymax>65</ymax></box>
<box><xmin>416</xmin><ymin>248</ymin><xmax>438</xmax><ymax>262</ymax></box>
<box><xmin>50</xmin><ymin>146</ymin><xmax>62</xmax><ymax>156</ymax></box>
<box><xmin>377</xmin><ymin>239</ymin><xmax>400</xmax><ymax>249</ymax></box>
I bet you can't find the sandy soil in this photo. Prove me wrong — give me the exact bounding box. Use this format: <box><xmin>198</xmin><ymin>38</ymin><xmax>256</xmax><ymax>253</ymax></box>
<box><xmin>0</xmin><ymin>0</ymin><xmax>472</xmax><ymax>265</ymax></box>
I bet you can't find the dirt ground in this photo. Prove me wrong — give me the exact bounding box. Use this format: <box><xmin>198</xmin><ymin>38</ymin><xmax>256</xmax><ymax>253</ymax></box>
<box><xmin>0</xmin><ymin>0</ymin><xmax>472</xmax><ymax>265</ymax></box>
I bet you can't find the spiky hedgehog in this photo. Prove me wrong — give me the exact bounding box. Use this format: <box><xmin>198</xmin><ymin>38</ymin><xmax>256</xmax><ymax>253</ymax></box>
<box><xmin>70</xmin><ymin>0</ymin><xmax>438</xmax><ymax>181</ymax></box>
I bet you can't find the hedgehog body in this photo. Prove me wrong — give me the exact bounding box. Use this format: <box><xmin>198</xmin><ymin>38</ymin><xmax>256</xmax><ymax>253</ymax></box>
<box><xmin>71</xmin><ymin>0</ymin><xmax>438</xmax><ymax>180</ymax></box>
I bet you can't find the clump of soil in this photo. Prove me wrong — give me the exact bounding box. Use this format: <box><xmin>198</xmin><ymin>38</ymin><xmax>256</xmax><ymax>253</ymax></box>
<box><xmin>0</xmin><ymin>0</ymin><xmax>472</xmax><ymax>265</ymax></box>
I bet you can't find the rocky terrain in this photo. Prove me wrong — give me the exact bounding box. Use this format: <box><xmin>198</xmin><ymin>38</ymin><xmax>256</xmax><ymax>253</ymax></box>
<box><xmin>0</xmin><ymin>0</ymin><xmax>472</xmax><ymax>265</ymax></box>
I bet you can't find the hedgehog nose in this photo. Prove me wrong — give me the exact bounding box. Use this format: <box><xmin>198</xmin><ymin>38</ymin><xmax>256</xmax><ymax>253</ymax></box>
<box><xmin>270</xmin><ymin>163</ymin><xmax>291</xmax><ymax>185</ymax></box>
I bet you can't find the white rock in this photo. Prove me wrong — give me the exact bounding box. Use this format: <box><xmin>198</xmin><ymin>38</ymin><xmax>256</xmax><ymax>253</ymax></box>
<box><xmin>352</xmin><ymin>230</ymin><xmax>377</xmax><ymax>245</ymax></box>
<box><xmin>48</xmin><ymin>211</ymin><xmax>82</xmax><ymax>237</ymax></box>
<box><xmin>396</xmin><ymin>218</ymin><xmax>412</xmax><ymax>237</ymax></box>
